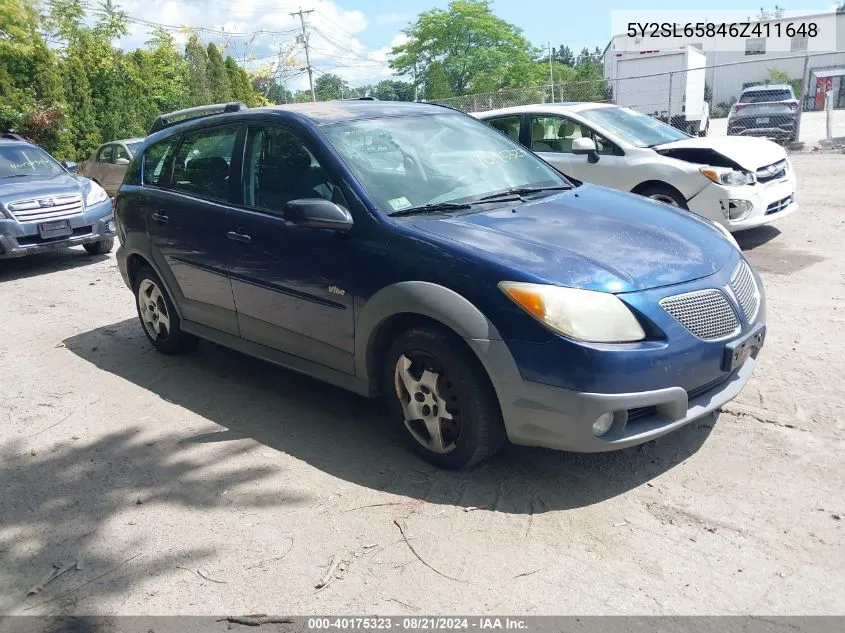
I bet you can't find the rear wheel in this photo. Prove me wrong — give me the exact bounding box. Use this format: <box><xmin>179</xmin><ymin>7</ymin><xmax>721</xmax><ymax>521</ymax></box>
<box><xmin>83</xmin><ymin>237</ymin><xmax>114</xmax><ymax>255</ymax></box>
<box><xmin>133</xmin><ymin>266</ymin><xmax>194</xmax><ymax>354</ymax></box>
<box><xmin>637</xmin><ymin>184</ymin><xmax>688</xmax><ymax>209</ymax></box>
<box><xmin>384</xmin><ymin>326</ymin><xmax>506</xmax><ymax>469</ymax></box>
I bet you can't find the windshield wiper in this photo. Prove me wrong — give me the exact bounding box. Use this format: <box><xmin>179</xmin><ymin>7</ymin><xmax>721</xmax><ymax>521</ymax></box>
<box><xmin>389</xmin><ymin>202</ymin><xmax>473</xmax><ymax>217</ymax></box>
<box><xmin>476</xmin><ymin>185</ymin><xmax>571</xmax><ymax>202</ymax></box>
<box><xmin>1</xmin><ymin>173</ymin><xmax>36</xmax><ymax>179</ymax></box>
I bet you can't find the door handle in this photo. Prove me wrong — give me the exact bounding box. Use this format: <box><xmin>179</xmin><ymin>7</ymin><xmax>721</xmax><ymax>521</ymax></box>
<box><xmin>226</xmin><ymin>230</ymin><xmax>252</xmax><ymax>244</ymax></box>
<box><xmin>151</xmin><ymin>211</ymin><xmax>169</xmax><ymax>224</ymax></box>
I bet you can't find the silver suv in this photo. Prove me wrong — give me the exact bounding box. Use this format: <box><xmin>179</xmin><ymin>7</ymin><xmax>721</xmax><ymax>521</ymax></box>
<box><xmin>0</xmin><ymin>135</ymin><xmax>116</xmax><ymax>259</ymax></box>
<box><xmin>727</xmin><ymin>84</ymin><xmax>800</xmax><ymax>143</ymax></box>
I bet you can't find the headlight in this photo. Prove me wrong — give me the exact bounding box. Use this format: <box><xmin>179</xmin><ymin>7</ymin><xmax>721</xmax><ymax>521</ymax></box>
<box><xmin>85</xmin><ymin>181</ymin><xmax>109</xmax><ymax>207</ymax></box>
<box><xmin>499</xmin><ymin>282</ymin><xmax>646</xmax><ymax>343</ymax></box>
<box><xmin>700</xmin><ymin>167</ymin><xmax>755</xmax><ymax>186</ymax></box>
<box><xmin>712</xmin><ymin>220</ymin><xmax>741</xmax><ymax>250</ymax></box>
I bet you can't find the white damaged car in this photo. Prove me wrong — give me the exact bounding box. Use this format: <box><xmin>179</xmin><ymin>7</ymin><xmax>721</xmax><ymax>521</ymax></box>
<box><xmin>475</xmin><ymin>103</ymin><xmax>797</xmax><ymax>232</ymax></box>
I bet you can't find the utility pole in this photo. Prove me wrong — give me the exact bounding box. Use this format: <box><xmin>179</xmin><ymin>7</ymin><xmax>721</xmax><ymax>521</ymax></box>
<box><xmin>291</xmin><ymin>8</ymin><xmax>316</xmax><ymax>102</ymax></box>
<box><xmin>548</xmin><ymin>42</ymin><xmax>555</xmax><ymax>102</ymax></box>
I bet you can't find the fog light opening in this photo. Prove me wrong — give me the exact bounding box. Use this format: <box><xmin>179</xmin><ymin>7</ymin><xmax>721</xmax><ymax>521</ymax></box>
<box><xmin>592</xmin><ymin>412</ymin><xmax>615</xmax><ymax>437</ymax></box>
<box><xmin>106</xmin><ymin>219</ymin><xmax>116</xmax><ymax>233</ymax></box>
<box><xmin>720</xmin><ymin>199</ymin><xmax>752</xmax><ymax>221</ymax></box>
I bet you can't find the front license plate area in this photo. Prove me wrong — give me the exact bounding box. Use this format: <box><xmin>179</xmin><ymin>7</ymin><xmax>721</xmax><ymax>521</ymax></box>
<box><xmin>39</xmin><ymin>219</ymin><xmax>72</xmax><ymax>239</ymax></box>
<box><xmin>756</xmin><ymin>117</ymin><xmax>770</xmax><ymax>124</ymax></box>
<box><xmin>723</xmin><ymin>324</ymin><xmax>766</xmax><ymax>372</ymax></box>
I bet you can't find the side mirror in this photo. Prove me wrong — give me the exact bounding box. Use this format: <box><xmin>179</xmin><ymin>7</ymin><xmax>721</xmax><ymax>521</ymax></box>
<box><xmin>284</xmin><ymin>198</ymin><xmax>353</xmax><ymax>231</ymax></box>
<box><xmin>572</xmin><ymin>137</ymin><xmax>599</xmax><ymax>163</ymax></box>
<box><xmin>115</xmin><ymin>157</ymin><xmax>130</xmax><ymax>165</ymax></box>
<box><xmin>62</xmin><ymin>161</ymin><xmax>78</xmax><ymax>173</ymax></box>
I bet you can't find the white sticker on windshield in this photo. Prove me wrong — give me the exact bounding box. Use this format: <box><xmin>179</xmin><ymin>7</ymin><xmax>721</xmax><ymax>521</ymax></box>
<box><xmin>388</xmin><ymin>196</ymin><xmax>412</xmax><ymax>211</ymax></box>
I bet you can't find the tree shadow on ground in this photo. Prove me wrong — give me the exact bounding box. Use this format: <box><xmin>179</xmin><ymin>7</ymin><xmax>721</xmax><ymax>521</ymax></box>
<box><xmin>0</xmin><ymin>423</ymin><xmax>291</xmax><ymax>615</ymax></box>
<box><xmin>63</xmin><ymin>319</ymin><xmax>718</xmax><ymax>514</ymax></box>
<box><xmin>62</xmin><ymin>319</ymin><xmax>715</xmax><ymax>518</ymax></box>
<box><xmin>0</xmin><ymin>248</ymin><xmax>109</xmax><ymax>283</ymax></box>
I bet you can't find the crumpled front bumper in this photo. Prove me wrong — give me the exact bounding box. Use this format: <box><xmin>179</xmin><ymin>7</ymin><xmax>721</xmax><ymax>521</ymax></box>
<box><xmin>0</xmin><ymin>199</ymin><xmax>114</xmax><ymax>259</ymax></box>
<box><xmin>686</xmin><ymin>170</ymin><xmax>798</xmax><ymax>232</ymax></box>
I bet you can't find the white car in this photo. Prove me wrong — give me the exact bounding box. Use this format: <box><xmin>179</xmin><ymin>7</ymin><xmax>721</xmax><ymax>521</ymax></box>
<box><xmin>474</xmin><ymin>103</ymin><xmax>798</xmax><ymax>232</ymax></box>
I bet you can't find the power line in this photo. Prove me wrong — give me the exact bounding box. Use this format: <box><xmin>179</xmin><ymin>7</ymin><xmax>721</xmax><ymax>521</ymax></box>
<box><xmin>290</xmin><ymin>8</ymin><xmax>316</xmax><ymax>102</ymax></box>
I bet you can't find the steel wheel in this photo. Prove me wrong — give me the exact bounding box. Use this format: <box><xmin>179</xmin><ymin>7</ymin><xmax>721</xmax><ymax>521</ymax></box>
<box><xmin>393</xmin><ymin>352</ymin><xmax>462</xmax><ymax>454</ymax></box>
<box><xmin>137</xmin><ymin>278</ymin><xmax>171</xmax><ymax>340</ymax></box>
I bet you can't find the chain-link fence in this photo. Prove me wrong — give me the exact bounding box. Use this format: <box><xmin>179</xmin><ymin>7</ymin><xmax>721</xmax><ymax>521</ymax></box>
<box><xmin>429</xmin><ymin>51</ymin><xmax>845</xmax><ymax>146</ymax></box>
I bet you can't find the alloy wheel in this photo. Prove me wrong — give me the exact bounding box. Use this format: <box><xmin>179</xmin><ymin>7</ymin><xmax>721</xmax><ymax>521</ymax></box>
<box><xmin>137</xmin><ymin>279</ymin><xmax>171</xmax><ymax>340</ymax></box>
<box><xmin>393</xmin><ymin>352</ymin><xmax>463</xmax><ymax>454</ymax></box>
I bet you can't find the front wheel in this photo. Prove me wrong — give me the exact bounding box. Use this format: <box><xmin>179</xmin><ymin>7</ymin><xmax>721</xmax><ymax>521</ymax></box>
<box><xmin>83</xmin><ymin>237</ymin><xmax>114</xmax><ymax>255</ymax></box>
<box><xmin>638</xmin><ymin>184</ymin><xmax>688</xmax><ymax>209</ymax></box>
<box><xmin>384</xmin><ymin>326</ymin><xmax>506</xmax><ymax>469</ymax></box>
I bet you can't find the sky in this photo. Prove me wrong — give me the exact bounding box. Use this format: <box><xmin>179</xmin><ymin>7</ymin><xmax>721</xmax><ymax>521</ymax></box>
<box><xmin>109</xmin><ymin>0</ymin><xmax>844</xmax><ymax>91</ymax></box>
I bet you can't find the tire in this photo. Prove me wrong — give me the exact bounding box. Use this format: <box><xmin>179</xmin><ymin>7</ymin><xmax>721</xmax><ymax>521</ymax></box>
<box><xmin>83</xmin><ymin>237</ymin><xmax>114</xmax><ymax>255</ymax></box>
<box><xmin>637</xmin><ymin>184</ymin><xmax>688</xmax><ymax>209</ymax></box>
<box><xmin>383</xmin><ymin>325</ymin><xmax>506</xmax><ymax>469</ymax></box>
<box><xmin>133</xmin><ymin>265</ymin><xmax>194</xmax><ymax>354</ymax></box>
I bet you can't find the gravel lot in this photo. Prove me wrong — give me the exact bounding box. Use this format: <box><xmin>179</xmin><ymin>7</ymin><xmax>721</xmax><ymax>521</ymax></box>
<box><xmin>1</xmin><ymin>153</ymin><xmax>843</xmax><ymax>616</ymax></box>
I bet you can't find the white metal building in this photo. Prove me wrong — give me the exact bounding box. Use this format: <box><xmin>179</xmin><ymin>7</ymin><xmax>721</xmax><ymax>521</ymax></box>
<box><xmin>602</xmin><ymin>8</ymin><xmax>845</xmax><ymax>110</ymax></box>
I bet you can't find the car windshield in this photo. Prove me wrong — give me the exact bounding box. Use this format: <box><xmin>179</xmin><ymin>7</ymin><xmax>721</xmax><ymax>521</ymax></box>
<box><xmin>127</xmin><ymin>142</ymin><xmax>143</xmax><ymax>155</ymax></box>
<box><xmin>579</xmin><ymin>106</ymin><xmax>689</xmax><ymax>148</ymax></box>
<box><xmin>739</xmin><ymin>89</ymin><xmax>792</xmax><ymax>103</ymax></box>
<box><xmin>0</xmin><ymin>144</ymin><xmax>63</xmax><ymax>178</ymax></box>
<box><xmin>321</xmin><ymin>113</ymin><xmax>568</xmax><ymax>215</ymax></box>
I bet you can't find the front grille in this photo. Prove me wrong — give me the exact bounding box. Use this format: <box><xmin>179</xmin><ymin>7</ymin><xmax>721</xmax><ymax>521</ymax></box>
<box><xmin>660</xmin><ymin>289</ymin><xmax>740</xmax><ymax>340</ymax></box>
<box><xmin>756</xmin><ymin>159</ymin><xmax>788</xmax><ymax>183</ymax></box>
<box><xmin>626</xmin><ymin>375</ymin><xmax>732</xmax><ymax>422</ymax></box>
<box><xmin>765</xmin><ymin>195</ymin><xmax>792</xmax><ymax>215</ymax></box>
<box><xmin>7</xmin><ymin>195</ymin><xmax>84</xmax><ymax>223</ymax></box>
<box><xmin>729</xmin><ymin>260</ymin><xmax>760</xmax><ymax>322</ymax></box>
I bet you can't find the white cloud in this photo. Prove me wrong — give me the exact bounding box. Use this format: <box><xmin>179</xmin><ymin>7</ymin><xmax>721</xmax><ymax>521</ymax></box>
<box><xmin>111</xmin><ymin>0</ymin><xmax>403</xmax><ymax>89</ymax></box>
<box><xmin>376</xmin><ymin>12</ymin><xmax>410</xmax><ymax>26</ymax></box>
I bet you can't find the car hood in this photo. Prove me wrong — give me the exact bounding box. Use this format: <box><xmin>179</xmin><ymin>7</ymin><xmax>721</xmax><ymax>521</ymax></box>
<box><xmin>0</xmin><ymin>172</ymin><xmax>93</xmax><ymax>206</ymax></box>
<box><xmin>411</xmin><ymin>185</ymin><xmax>735</xmax><ymax>293</ymax></box>
<box><xmin>655</xmin><ymin>136</ymin><xmax>787</xmax><ymax>171</ymax></box>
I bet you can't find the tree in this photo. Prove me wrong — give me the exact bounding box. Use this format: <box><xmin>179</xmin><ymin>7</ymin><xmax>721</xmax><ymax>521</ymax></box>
<box><xmin>314</xmin><ymin>73</ymin><xmax>351</xmax><ymax>100</ymax></box>
<box><xmin>206</xmin><ymin>42</ymin><xmax>231</xmax><ymax>103</ymax></box>
<box><xmin>184</xmin><ymin>34</ymin><xmax>210</xmax><ymax>106</ymax></box>
<box><xmin>0</xmin><ymin>0</ymin><xmax>64</xmax><ymax>149</ymax></box>
<box><xmin>373</xmin><ymin>79</ymin><xmax>415</xmax><ymax>101</ymax></box>
<box><xmin>423</xmin><ymin>61</ymin><xmax>453</xmax><ymax>99</ymax></box>
<box><xmin>552</xmin><ymin>45</ymin><xmax>575</xmax><ymax>67</ymax></box>
<box><xmin>390</xmin><ymin>0</ymin><xmax>540</xmax><ymax>96</ymax></box>
<box><xmin>59</xmin><ymin>43</ymin><xmax>100</xmax><ymax>160</ymax></box>
<box><xmin>145</xmin><ymin>28</ymin><xmax>187</xmax><ymax>113</ymax></box>
<box><xmin>757</xmin><ymin>6</ymin><xmax>785</xmax><ymax>20</ymax></box>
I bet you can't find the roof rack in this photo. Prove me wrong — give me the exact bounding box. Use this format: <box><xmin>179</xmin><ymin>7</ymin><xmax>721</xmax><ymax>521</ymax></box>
<box><xmin>148</xmin><ymin>102</ymin><xmax>248</xmax><ymax>135</ymax></box>
<box><xmin>1</xmin><ymin>132</ymin><xmax>27</xmax><ymax>142</ymax></box>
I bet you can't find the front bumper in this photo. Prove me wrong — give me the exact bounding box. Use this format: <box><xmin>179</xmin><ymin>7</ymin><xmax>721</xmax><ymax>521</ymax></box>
<box><xmin>499</xmin><ymin>350</ymin><xmax>757</xmax><ymax>452</ymax></box>
<box><xmin>474</xmin><ymin>255</ymin><xmax>766</xmax><ymax>453</ymax></box>
<box><xmin>686</xmin><ymin>171</ymin><xmax>798</xmax><ymax>232</ymax></box>
<box><xmin>0</xmin><ymin>199</ymin><xmax>114</xmax><ymax>259</ymax></box>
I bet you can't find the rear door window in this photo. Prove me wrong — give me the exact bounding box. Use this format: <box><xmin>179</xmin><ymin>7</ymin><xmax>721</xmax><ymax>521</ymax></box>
<box><xmin>97</xmin><ymin>145</ymin><xmax>114</xmax><ymax>163</ymax></box>
<box><xmin>142</xmin><ymin>137</ymin><xmax>179</xmax><ymax>187</ymax></box>
<box><xmin>171</xmin><ymin>125</ymin><xmax>239</xmax><ymax>202</ymax></box>
<box><xmin>485</xmin><ymin>116</ymin><xmax>522</xmax><ymax>142</ymax></box>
